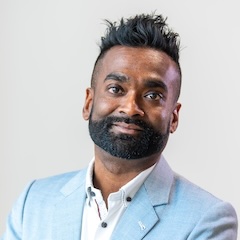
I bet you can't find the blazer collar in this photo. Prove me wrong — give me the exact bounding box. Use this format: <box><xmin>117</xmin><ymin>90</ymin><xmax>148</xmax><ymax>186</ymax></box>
<box><xmin>58</xmin><ymin>155</ymin><xmax>173</xmax><ymax>202</ymax></box>
<box><xmin>52</xmin><ymin>169</ymin><xmax>87</xmax><ymax>239</ymax></box>
<box><xmin>144</xmin><ymin>155</ymin><xmax>174</xmax><ymax>206</ymax></box>
<box><xmin>60</xmin><ymin>168</ymin><xmax>87</xmax><ymax>196</ymax></box>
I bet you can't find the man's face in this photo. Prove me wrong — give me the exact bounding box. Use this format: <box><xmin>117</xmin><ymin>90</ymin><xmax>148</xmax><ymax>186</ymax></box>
<box><xmin>83</xmin><ymin>46</ymin><xmax>181</xmax><ymax>159</ymax></box>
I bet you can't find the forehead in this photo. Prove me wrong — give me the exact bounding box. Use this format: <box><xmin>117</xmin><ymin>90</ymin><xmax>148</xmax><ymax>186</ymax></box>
<box><xmin>95</xmin><ymin>46</ymin><xmax>180</xmax><ymax>92</ymax></box>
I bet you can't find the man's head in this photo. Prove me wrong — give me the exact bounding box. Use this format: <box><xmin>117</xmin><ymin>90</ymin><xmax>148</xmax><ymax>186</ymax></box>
<box><xmin>83</xmin><ymin>13</ymin><xmax>182</xmax><ymax>160</ymax></box>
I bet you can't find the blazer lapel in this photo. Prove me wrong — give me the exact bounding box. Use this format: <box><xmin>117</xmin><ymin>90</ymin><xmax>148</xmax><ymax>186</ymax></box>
<box><xmin>52</xmin><ymin>170</ymin><xmax>87</xmax><ymax>240</ymax></box>
<box><xmin>111</xmin><ymin>186</ymin><xmax>160</xmax><ymax>240</ymax></box>
<box><xmin>111</xmin><ymin>156</ymin><xmax>174</xmax><ymax>240</ymax></box>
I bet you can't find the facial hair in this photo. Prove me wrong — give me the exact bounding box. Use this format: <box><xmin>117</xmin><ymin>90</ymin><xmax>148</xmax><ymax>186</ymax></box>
<box><xmin>88</xmin><ymin>114</ymin><xmax>170</xmax><ymax>160</ymax></box>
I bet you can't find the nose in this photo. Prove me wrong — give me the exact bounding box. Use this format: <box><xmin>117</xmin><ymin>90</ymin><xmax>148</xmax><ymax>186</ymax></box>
<box><xmin>118</xmin><ymin>93</ymin><xmax>144</xmax><ymax>117</ymax></box>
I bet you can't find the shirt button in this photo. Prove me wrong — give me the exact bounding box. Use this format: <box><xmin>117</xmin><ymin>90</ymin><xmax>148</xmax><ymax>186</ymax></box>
<box><xmin>90</xmin><ymin>191</ymin><xmax>95</xmax><ymax>197</ymax></box>
<box><xmin>101</xmin><ymin>222</ymin><xmax>108</xmax><ymax>228</ymax></box>
<box><xmin>126</xmin><ymin>197</ymin><xmax>132</xmax><ymax>202</ymax></box>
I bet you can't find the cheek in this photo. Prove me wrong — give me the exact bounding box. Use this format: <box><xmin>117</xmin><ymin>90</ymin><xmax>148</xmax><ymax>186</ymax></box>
<box><xmin>147</xmin><ymin>109</ymin><xmax>171</xmax><ymax>131</ymax></box>
<box><xmin>91</xmin><ymin>97</ymin><xmax>117</xmax><ymax>120</ymax></box>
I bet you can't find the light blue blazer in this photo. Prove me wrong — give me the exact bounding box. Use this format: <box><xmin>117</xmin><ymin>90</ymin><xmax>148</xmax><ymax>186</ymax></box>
<box><xmin>1</xmin><ymin>157</ymin><xmax>238</xmax><ymax>239</ymax></box>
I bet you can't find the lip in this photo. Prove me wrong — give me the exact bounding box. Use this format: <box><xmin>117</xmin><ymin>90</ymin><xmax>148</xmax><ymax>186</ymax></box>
<box><xmin>112</xmin><ymin>122</ymin><xmax>143</xmax><ymax>135</ymax></box>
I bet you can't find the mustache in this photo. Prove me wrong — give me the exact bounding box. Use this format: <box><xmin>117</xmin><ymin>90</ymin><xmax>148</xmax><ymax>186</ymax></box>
<box><xmin>101</xmin><ymin>116</ymin><xmax>152</xmax><ymax>130</ymax></box>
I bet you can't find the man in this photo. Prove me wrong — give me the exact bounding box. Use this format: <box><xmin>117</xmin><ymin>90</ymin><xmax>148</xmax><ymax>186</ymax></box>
<box><xmin>1</xmin><ymin>13</ymin><xmax>238</xmax><ymax>240</ymax></box>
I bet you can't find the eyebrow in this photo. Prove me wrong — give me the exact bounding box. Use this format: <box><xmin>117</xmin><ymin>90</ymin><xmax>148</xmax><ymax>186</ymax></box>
<box><xmin>104</xmin><ymin>73</ymin><xmax>129</xmax><ymax>82</ymax></box>
<box><xmin>144</xmin><ymin>79</ymin><xmax>168</xmax><ymax>93</ymax></box>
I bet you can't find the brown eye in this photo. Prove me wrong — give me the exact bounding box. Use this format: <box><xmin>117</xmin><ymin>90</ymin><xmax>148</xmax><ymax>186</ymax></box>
<box><xmin>108</xmin><ymin>86</ymin><xmax>123</xmax><ymax>95</ymax></box>
<box><xmin>145</xmin><ymin>92</ymin><xmax>163</xmax><ymax>100</ymax></box>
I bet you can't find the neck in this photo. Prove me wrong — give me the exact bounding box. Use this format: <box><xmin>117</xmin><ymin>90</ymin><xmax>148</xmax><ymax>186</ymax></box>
<box><xmin>92</xmin><ymin>146</ymin><xmax>161</xmax><ymax>204</ymax></box>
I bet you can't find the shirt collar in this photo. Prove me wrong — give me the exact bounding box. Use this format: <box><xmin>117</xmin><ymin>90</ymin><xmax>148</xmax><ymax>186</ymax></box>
<box><xmin>85</xmin><ymin>158</ymin><xmax>95</xmax><ymax>204</ymax></box>
<box><xmin>85</xmin><ymin>158</ymin><xmax>157</xmax><ymax>205</ymax></box>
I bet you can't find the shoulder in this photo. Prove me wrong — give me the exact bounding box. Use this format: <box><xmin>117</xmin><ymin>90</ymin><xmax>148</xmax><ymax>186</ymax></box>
<box><xmin>147</xmin><ymin>157</ymin><xmax>225</xmax><ymax>208</ymax></box>
<box><xmin>174</xmin><ymin>174</ymin><xmax>238</xmax><ymax>238</ymax></box>
<box><xmin>12</xmin><ymin>168</ymin><xmax>88</xmax><ymax>210</ymax></box>
<box><xmin>152</xmin><ymin>157</ymin><xmax>233</xmax><ymax>209</ymax></box>
<box><xmin>170</xmin><ymin>172</ymin><xmax>238</xmax><ymax>216</ymax></box>
<box><xmin>24</xmin><ymin>167</ymin><xmax>88</xmax><ymax>197</ymax></box>
<box><xmin>173</xmin><ymin>173</ymin><xmax>221</xmax><ymax>205</ymax></box>
<box><xmin>14</xmin><ymin>168</ymin><xmax>88</xmax><ymax>216</ymax></box>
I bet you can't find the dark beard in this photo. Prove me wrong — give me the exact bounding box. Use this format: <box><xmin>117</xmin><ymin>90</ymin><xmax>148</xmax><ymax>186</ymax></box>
<box><xmin>88</xmin><ymin>115</ymin><xmax>170</xmax><ymax>159</ymax></box>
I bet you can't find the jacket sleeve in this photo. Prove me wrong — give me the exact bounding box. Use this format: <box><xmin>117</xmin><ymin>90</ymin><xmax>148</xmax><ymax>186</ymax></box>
<box><xmin>187</xmin><ymin>200</ymin><xmax>238</xmax><ymax>240</ymax></box>
<box><xmin>1</xmin><ymin>181</ymin><xmax>36</xmax><ymax>240</ymax></box>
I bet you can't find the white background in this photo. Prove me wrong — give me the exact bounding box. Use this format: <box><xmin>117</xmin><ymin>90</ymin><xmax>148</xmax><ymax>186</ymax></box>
<box><xmin>1</xmin><ymin>0</ymin><xmax>239</xmax><ymax>237</ymax></box>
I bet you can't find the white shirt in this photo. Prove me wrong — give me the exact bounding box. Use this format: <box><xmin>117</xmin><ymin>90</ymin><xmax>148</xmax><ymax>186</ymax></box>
<box><xmin>81</xmin><ymin>159</ymin><xmax>156</xmax><ymax>240</ymax></box>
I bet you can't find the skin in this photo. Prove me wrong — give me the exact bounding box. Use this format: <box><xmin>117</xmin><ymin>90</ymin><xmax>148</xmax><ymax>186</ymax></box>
<box><xmin>82</xmin><ymin>46</ymin><xmax>181</xmax><ymax>204</ymax></box>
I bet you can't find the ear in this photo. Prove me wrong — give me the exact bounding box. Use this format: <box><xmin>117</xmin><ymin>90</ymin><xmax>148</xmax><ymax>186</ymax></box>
<box><xmin>170</xmin><ymin>103</ymin><xmax>181</xmax><ymax>133</ymax></box>
<box><xmin>82</xmin><ymin>88</ymin><xmax>94</xmax><ymax>120</ymax></box>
